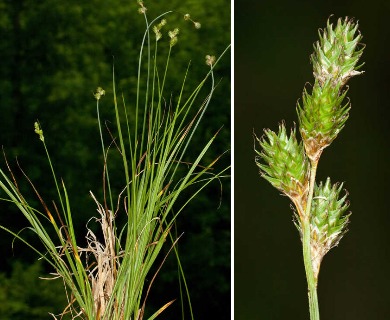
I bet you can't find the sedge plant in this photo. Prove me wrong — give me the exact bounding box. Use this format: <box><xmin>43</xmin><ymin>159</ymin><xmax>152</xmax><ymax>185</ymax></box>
<box><xmin>254</xmin><ymin>17</ymin><xmax>365</xmax><ymax>319</ymax></box>
<box><xmin>0</xmin><ymin>2</ymin><xmax>230</xmax><ymax>319</ymax></box>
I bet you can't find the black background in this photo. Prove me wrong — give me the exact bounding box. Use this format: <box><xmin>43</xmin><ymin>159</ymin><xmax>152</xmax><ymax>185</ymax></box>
<box><xmin>235</xmin><ymin>0</ymin><xmax>390</xmax><ymax>319</ymax></box>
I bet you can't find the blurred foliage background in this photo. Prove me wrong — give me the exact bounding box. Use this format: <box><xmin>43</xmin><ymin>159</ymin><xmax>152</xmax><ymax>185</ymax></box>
<box><xmin>0</xmin><ymin>0</ymin><xmax>230</xmax><ymax>319</ymax></box>
<box><xmin>235</xmin><ymin>0</ymin><xmax>390</xmax><ymax>319</ymax></box>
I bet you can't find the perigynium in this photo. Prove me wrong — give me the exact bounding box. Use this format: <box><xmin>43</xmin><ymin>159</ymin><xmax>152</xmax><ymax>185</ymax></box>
<box><xmin>0</xmin><ymin>3</ymin><xmax>230</xmax><ymax>320</ymax></box>
<box><xmin>254</xmin><ymin>17</ymin><xmax>364</xmax><ymax>320</ymax></box>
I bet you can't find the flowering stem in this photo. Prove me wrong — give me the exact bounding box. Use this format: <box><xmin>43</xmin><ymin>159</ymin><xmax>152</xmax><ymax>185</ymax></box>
<box><xmin>255</xmin><ymin>17</ymin><xmax>365</xmax><ymax>320</ymax></box>
<box><xmin>303</xmin><ymin>160</ymin><xmax>320</xmax><ymax>320</ymax></box>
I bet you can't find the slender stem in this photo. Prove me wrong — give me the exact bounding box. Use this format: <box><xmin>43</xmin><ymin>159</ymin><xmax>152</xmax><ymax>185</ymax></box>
<box><xmin>96</xmin><ymin>99</ymin><xmax>114</xmax><ymax>212</ymax></box>
<box><xmin>303</xmin><ymin>218</ymin><xmax>320</xmax><ymax>320</ymax></box>
<box><xmin>302</xmin><ymin>160</ymin><xmax>320</xmax><ymax>320</ymax></box>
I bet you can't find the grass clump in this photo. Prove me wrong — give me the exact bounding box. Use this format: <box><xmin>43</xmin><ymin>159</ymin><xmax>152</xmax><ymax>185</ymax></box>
<box><xmin>0</xmin><ymin>2</ymin><xmax>230</xmax><ymax>319</ymax></box>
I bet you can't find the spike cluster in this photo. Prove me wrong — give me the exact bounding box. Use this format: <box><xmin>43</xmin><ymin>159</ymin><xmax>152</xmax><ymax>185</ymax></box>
<box><xmin>255</xmin><ymin>17</ymin><xmax>365</xmax><ymax>284</ymax></box>
<box><xmin>297</xmin><ymin>17</ymin><xmax>364</xmax><ymax>162</ymax></box>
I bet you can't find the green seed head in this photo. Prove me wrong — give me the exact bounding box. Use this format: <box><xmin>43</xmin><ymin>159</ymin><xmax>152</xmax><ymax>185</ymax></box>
<box><xmin>137</xmin><ymin>1</ymin><xmax>147</xmax><ymax>14</ymax></box>
<box><xmin>34</xmin><ymin>121</ymin><xmax>45</xmax><ymax>142</ymax></box>
<box><xmin>298</xmin><ymin>17</ymin><xmax>365</xmax><ymax>162</ymax></box>
<box><xmin>310</xmin><ymin>177</ymin><xmax>350</xmax><ymax>277</ymax></box>
<box><xmin>94</xmin><ymin>87</ymin><xmax>105</xmax><ymax>100</ymax></box>
<box><xmin>297</xmin><ymin>79</ymin><xmax>350</xmax><ymax>161</ymax></box>
<box><xmin>205</xmin><ymin>55</ymin><xmax>216</xmax><ymax>67</ymax></box>
<box><xmin>255</xmin><ymin>123</ymin><xmax>309</xmax><ymax>214</ymax></box>
<box><xmin>168</xmin><ymin>28</ymin><xmax>179</xmax><ymax>47</ymax></box>
<box><xmin>312</xmin><ymin>17</ymin><xmax>364</xmax><ymax>88</ymax></box>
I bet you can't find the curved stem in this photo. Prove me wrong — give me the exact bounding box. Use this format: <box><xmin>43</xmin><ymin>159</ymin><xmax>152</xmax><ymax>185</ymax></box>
<box><xmin>302</xmin><ymin>160</ymin><xmax>320</xmax><ymax>320</ymax></box>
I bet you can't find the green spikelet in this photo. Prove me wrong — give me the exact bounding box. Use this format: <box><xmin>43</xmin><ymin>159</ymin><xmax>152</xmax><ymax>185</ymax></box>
<box><xmin>297</xmin><ymin>80</ymin><xmax>350</xmax><ymax>161</ymax></box>
<box><xmin>255</xmin><ymin>123</ymin><xmax>309</xmax><ymax>215</ymax></box>
<box><xmin>309</xmin><ymin>177</ymin><xmax>350</xmax><ymax>278</ymax></box>
<box><xmin>312</xmin><ymin>17</ymin><xmax>365</xmax><ymax>87</ymax></box>
<box><xmin>297</xmin><ymin>17</ymin><xmax>364</xmax><ymax>162</ymax></box>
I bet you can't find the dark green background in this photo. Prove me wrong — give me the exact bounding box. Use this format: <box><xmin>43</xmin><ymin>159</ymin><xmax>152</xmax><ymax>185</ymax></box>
<box><xmin>235</xmin><ymin>0</ymin><xmax>390</xmax><ymax>319</ymax></box>
<box><xmin>0</xmin><ymin>0</ymin><xmax>230</xmax><ymax>319</ymax></box>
